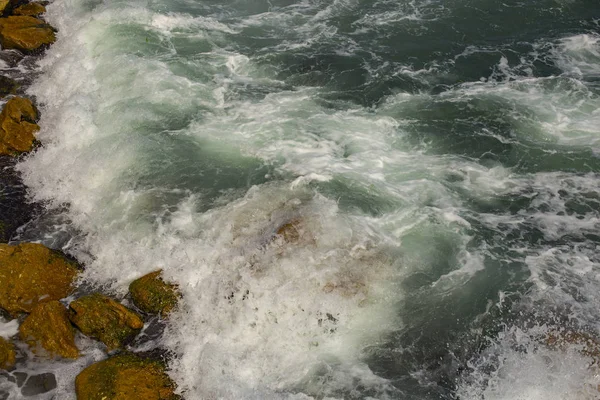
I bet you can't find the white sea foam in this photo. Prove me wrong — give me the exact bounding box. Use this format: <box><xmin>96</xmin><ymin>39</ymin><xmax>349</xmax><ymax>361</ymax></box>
<box><xmin>457</xmin><ymin>326</ymin><xmax>600</xmax><ymax>400</ymax></box>
<box><xmin>9</xmin><ymin>0</ymin><xmax>600</xmax><ymax>398</ymax></box>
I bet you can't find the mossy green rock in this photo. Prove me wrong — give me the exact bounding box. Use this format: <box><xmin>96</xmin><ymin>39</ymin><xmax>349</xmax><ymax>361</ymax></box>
<box><xmin>0</xmin><ymin>16</ymin><xmax>55</xmax><ymax>53</ymax></box>
<box><xmin>129</xmin><ymin>270</ymin><xmax>180</xmax><ymax>316</ymax></box>
<box><xmin>19</xmin><ymin>300</ymin><xmax>79</xmax><ymax>359</ymax></box>
<box><xmin>75</xmin><ymin>353</ymin><xmax>179</xmax><ymax>400</ymax></box>
<box><xmin>0</xmin><ymin>336</ymin><xmax>15</xmax><ymax>370</ymax></box>
<box><xmin>0</xmin><ymin>243</ymin><xmax>80</xmax><ymax>316</ymax></box>
<box><xmin>0</xmin><ymin>96</ymin><xmax>39</xmax><ymax>156</ymax></box>
<box><xmin>69</xmin><ymin>294</ymin><xmax>144</xmax><ymax>350</ymax></box>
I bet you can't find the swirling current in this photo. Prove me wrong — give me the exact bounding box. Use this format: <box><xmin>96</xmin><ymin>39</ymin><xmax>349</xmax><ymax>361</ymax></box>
<box><xmin>2</xmin><ymin>0</ymin><xmax>600</xmax><ymax>398</ymax></box>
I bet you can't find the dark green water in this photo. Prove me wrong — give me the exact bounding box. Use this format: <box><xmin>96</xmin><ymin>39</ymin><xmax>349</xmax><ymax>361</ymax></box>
<box><xmin>3</xmin><ymin>0</ymin><xmax>600</xmax><ymax>398</ymax></box>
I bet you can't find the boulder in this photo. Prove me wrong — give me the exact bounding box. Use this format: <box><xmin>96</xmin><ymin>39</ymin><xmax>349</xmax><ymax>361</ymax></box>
<box><xmin>0</xmin><ymin>75</ymin><xmax>18</xmax><ymax>98</ymax></box>
<box><xmin>129</xmin><ymin>271</ymin><xmax>180</xmax><ymax>316</ymax></box>
<box><xmin>0</xmin><ymin>16</ymin><xmax>55</xmax><ymax>53</ymax></box>
<box><xmin>75</xmin><ymin>353</ymin><xmax>179</xmax><ymax>400</ymax></box>
<box><xmin>69</xmin><ymin>294</ymin><xmax>144</xmax><ymax>350</ymax></box>
<box><xmin>13</xmin><ymin>3</ymin><xmax>46</xmax><ymax>16</ymax></box>
<box><xmin>0</xmin><ymin>96</ymin><xmax>39</xmax><ymax>156</ymax></box>
<box><xmin>0</xmin><ymin>0</ymin><xmax>17</xmax><ymax>16</ymax></box>
<box><xmin>0</xmin><ymin>242</ymin><xmax>80</xmax><ymax>316</ymax></box>
<box><xmin>0</xmin><ymin>336</ymin><xmax>15</xmax><ymax>369</ymax></box>
<box><xmin>19</xmin><ymin>300</ymin><xmax>79</xmax><ymax>359</ymax></box>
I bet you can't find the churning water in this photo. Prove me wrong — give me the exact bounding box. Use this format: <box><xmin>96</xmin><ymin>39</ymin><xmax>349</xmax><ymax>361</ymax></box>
<box><xmin>3</xmin><ymin>0</ymin><xmax>600</xmax><ymax>398</ymax></box>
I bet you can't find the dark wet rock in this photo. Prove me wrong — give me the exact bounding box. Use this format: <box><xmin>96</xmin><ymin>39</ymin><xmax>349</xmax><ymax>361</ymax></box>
<box><xmin>0</xmin><ymin>155</ymin><xmax>39</xmax><ymax>242</ymax></box>
<box><xmin>0</xmin><ymin>75</ymin><xmax>18</xmax><ymax>98</ymax></box>
<box><xmin>75</xmin><ymin>352</ymin><xmax>179</xmax><ymax>400</ymax></box>
<box><xmin>0</xmin><ymin>242</ymin><xmax>80</xmax><ymax>316</ymax></box>
<box><xmin>129</xmin><ymin>270</ymin><xmax>180</xmax><ymax>316</ymax></box>
<box><xmin>0</xmin><ymin>96</ymin><xmax>39</xmax><ymax>156</ymax></box>
<box><xmin>13</xmin><ymin>3</ymin><xmax>45</xmax><ymax>16</ymax></box>
<box><xmin>0</xmin><ymin>337</ymin><xmax>15</xmax><ymax>370</ymax></box>
<box><xmin>19</xmin><ymin>300</ymin><xmax>79</xmax><ymax>359</ymax></box>
<box><xmin>69</xmin><ymin>294</ymin><xmax>144</xmax><ymax>350</ymax></box>
<box><xmin>21</xmin><ymin>372</ymin><xmax>56</xmax><ymax>396</ymax></box>
<box><xmin>0</xmin><ymin>16</ymin><xmax>55</xmax><ymax>53</ymax></box>
<box><xmin>0</xmin><ymin>50</ymin><xmax>24</xmax><ymax>69</ymax></box>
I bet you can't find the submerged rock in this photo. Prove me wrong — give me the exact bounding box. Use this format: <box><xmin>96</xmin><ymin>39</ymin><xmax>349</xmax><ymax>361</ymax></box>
<box><xmin>75</xmin><ymin>352</ymin><xmax>179</xmax><ymax>400</ymax></box>
<box><xmin>19</xmin><ymin>300</ymin><xmax>79</xmax><ymax>359</ymax></box>
<box><xmin>69</xmin><ymin>294</ymin><xmax>144</xmax><ymax>350</ymax></box>
<box><xmin>0</xmin><ymin>75</ymin><xmax>18</xmax><ymax>98</ymax></box>
<box><xmin>545</xmin><ymin>329</ymin><xmax>600</xmax><ymax>362</ymax></box>
<box><xmin>13</xmin><ymin>3</ymin><xmax>46</xmax><ymax>16</ymax></box>
<box><xmin>275</xmin><ymin>218</ymin><xmax>302</xmax><ymax>243</ymax></box>
<box><xmin>129</xmin><ymin>270</ymin><xmax>180</xmax><ymax>316</ymax></box>
<box><xmin>0</xmin><ymin>16</ymin><xmax>55</xmax><ymax>53</ymax></box>
<box><xmin>0</xmin><ymin>336</ymin><xmax>15</xmax><ymax>369</ymax></box>
<box><xmin>0</xmin><ymin>96</ymin><xmax>39</xmax><ymax>156</ymax></box>
<box><xmin>0</xmin><ymin>242</ymin><xmax>80</xmax><ymax>316</ymax></box>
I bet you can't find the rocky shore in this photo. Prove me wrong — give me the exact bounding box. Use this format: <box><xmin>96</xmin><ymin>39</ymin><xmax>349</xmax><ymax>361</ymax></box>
<box><xmin>0</xmin><ymin>2</ymin><xmax>181</xmax><ymax>398</ymax></box>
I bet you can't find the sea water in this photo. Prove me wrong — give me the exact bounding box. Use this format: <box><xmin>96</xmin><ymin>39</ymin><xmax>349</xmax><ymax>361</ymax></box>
<box><xmin>2</xmin><ymin>0</ymin><xmax>600</xmax><ymax>398</ymax></box>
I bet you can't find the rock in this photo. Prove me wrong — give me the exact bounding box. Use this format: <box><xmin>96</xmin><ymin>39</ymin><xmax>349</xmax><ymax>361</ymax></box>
<box><xmin>0</xmin><ymin>96</ymin><xmax>39</xmax><ymax>156</ymax></box>
<box><xmin>545</xmin><ymin>329</ymin><xmax>600</xmax><ymax>362</ymax></box>
<box><xmin>275</xmin><ymin>218</ymin><xmax>302</xmax><ymax>243</ymax></box>
<box><xmin>75</xmin><ymin>353</ymin><xmax>179</xmax><ymax>400</ymax></box>
<box><xmin>13</xmin><ymin>3</ymin><xmax>46</xmax><ymax>16</ymax></box>
<box><xmin>19</xmin><ymin>300</ymin><xmax>79</xmax><ymax>359</ymax></box>
<box><xmin>0</xmin><ymin>336</ymin><xmax>15</xmax><ymax>369</ymax></box>
<box><xmin>0</xmin><ymin>0</ymin><xmax>17</xmax><ymax>16</ymax></box>
<box><xmin>129</xmin><ymin>271</ymin><xmax>180</xmax><ymax>316</ymax></box>
<box><xmin>0</xmin><ymin>155</ymin><xmax>38</xmax><ymax>242</ymax></box>
<box><xmin>0</xmin><ymin>242</ymin><xmax>80</xmax><ymax>316</ymax></box>
<box><xmin>20</xmin><ymin>372</ymin><xmax>57</xmax><ymax>396</ymax></box>
<box><xmin>0</xmin><ymin>16</ymin><xmax>55</xmax><ymax>53</ymax></box>
<box><xmin>0</xmin><ymin>75</ymin><xmax>18</xmax><ymax>98</ymax></box>
<box><xmin>69</xmin><ymin>294</ymin><xmax>144</xmax><ymax>350</ymax></box>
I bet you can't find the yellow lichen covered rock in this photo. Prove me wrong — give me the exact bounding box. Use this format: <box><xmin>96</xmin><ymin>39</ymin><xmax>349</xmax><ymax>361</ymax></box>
<box><xmin>13</xmin><ymin>3</ymin><xmax>46</xmax><ymax>16</ymax></box>
<box><xmin>0</xmin><ymin>0</ymin><xmax>17</xmax><ymax>16</ymax></box>
<box><xmin>0</xmin><ymin>16</ymin><xmax>55</xmax><ymax>53</ymax></box>
<box><xmin>0</xmin><ymin>96</ymin><xmax>39</xmax><ymax>155</ymax></box>
<box><xmin>19</xmin><ymin>301</ymin><xmax>79</xmax><ymax>359</ymax></box>
<box><xmin>75</xmin><ymin>353</ymin><xmax>179</xmax><ymax>400</ymax></box>
<box><xmin>129</xmin><ymin>271</ymin><xmax>180</xmax><ymax>316</ymax></box>
<box><xmin>0</xmin><ymin>337</ymin><xmax>15</xmax><ymax>370</ymax></box>
<box><xmin>69</xmin><ymin>294</ymin><xmax>144</xmax><ymax>350</ymax></box>
<box><xmin>0</xmin><ymin>243</ymin><xmax>80</xmax><ymax>316</ymax></box>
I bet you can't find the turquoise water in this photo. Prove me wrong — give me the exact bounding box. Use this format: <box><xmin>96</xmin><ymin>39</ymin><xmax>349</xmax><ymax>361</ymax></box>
<box><xmin>3</xmin><ymin>0</ymin><xmax>600</xmax><ymax>398</ymax></box>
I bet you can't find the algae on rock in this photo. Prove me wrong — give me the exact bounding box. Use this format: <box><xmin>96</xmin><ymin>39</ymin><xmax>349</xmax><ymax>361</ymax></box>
<box><xmin>0</xmin><ymin>242</ymin><xmax>80</xmax><ymax>316</ymax></box>
<box><xmin>75</xmin><ymin>352</ymin><xmax>179</xmax><ymax>400</ymax></box>
<box><xmin>19</xmin><ymin>300</ymin><xmax>79</xmax><ymax>359</ymax></box>
<box><xmin>0</xmin><ymin>96</ymin><xmax>39</xmax><ymax>156</ymax></box>
<box><xmin>0</xmin><ymin>16</ymin><xmax>55</xmax><ymax>53</ymax></box>
<box><xmin>0</xmin><ymin>336</ymin><xmax>15</xmax><ymax>370</ymax></box>
<box><xmin>69</xmin><ymin>294</ymin><xmax>144</xmax><ymax>350</ymax></box>
<box><xmin>13</xmin><ymin>3</ymin><xmax>46</xmax><ymax>17</ymax></box>
<box><xmin>129</xmin><ymin>270</ymin><xmax>180</xmax><ymax>316</ymax></box>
